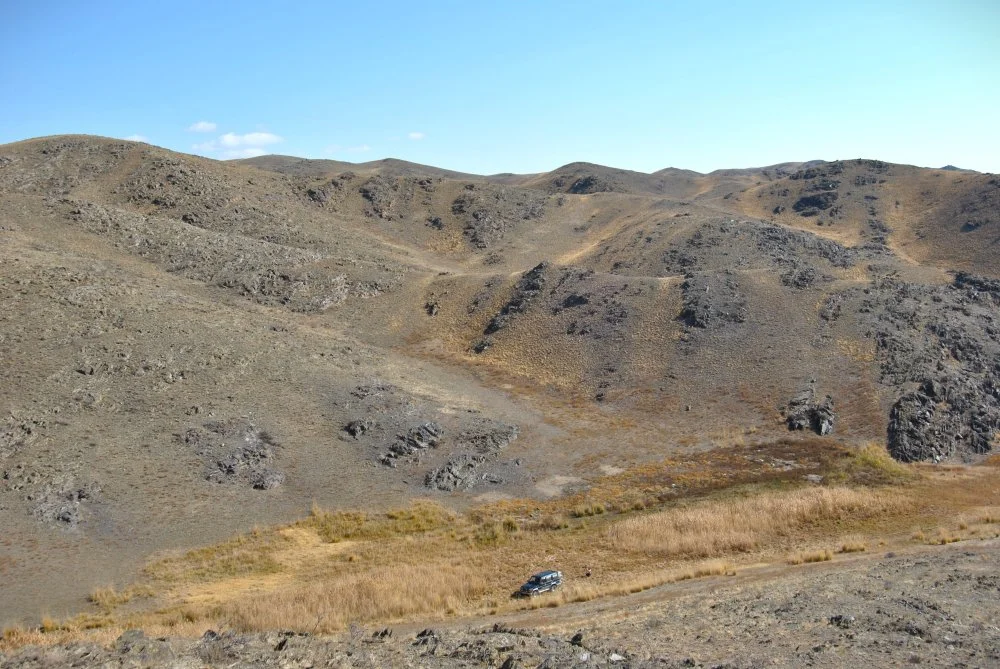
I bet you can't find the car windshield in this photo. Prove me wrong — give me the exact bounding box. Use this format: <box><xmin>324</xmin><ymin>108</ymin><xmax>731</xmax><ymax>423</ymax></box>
<box><xmin>527</xmin><ymin>576</ymin><xmax>541</xmax><ymax>584</ymax></box>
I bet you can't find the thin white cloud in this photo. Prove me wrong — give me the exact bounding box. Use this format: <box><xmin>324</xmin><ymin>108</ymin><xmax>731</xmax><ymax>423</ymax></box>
<box><xmin>187</xmin><ymin>121</ymin><xmax>217</xmax><ymax>133</ymax></box>
<box><xmin>124</xmin><ymin>134</ymin><xmax>148</xmax><ymax>142</ymax></box>
<box><xmin>220</xmin><ymin>147</ymin><xmax>267</xmax><ymax>159</ymax></box>
<box><xmin>408</xmin><ymin>131</ymin><xmax>426</xmax><ymax>140</ymax></box>
<box><xmin>192</xmin><ymin>130</ymin><xmax>283</xmax><ymax>160</ymax></box>
<box><xmin>218</xmin><ymin>132</ymin><xmax>282</xmax><ymax>147</ymax></box>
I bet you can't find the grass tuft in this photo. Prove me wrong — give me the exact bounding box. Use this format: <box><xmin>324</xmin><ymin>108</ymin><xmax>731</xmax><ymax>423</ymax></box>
<box><xmin>835</xmin><ymin>443</ymin><xmax>916</xmax><ymax>485</ymax></box>
<box><xmin>787</xmin><ymin>549</ymin><xmax>833</xmax><ymax>565</ymax></box>
<box><xmin>838</xmin><ymin>536</ymin><xmax>867</xmax><ymax>553</ymax></box>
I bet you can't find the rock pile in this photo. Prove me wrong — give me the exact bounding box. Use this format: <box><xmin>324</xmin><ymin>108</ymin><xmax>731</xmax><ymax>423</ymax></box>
<box><xmin>425</xmin><ymin>423</ymin><xmax>519</xmax><ymax>491</ymax></box>
<box><xmin>380</xmin><ymin>422</ymin><xmax>444</xmax><ymax>467</ymax></box>
<box><xmin>181</xmin><ymin>419</ymin><xmax>284</xmax><ymax>490</ymax></box>
<box><xmin>680</xmin><ymin>272</ymin><xmax>748</xmax><ymax>328</ymax></box>
<box><xmin>784</xmin><ymin>388</ymin><xmax>836</xmax><ymax>436</ymax></box>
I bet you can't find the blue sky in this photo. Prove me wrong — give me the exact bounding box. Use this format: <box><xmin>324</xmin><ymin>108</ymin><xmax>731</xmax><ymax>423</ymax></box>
<box><xmin>2</xmin><ymin>1</ymin><xmax>998</xmax><ymax>174</ymax></box>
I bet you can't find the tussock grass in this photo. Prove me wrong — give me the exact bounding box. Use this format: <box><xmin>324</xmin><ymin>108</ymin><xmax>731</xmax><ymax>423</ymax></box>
<box><xmin>977</xmin><ymin>507</ymin><xmax>1000</xmax><ymax>524</ymax></box>
<box><xmin>536</xmin><ymin>514</ymin><xmax>570</xmax><ymax>530</ymax></box>
<box><xmin>606</xmin><ymin>486</ymin><xmax>908</xmax><ymax>558</ymax></box>
<box><xmin>787</xmin><ymin>549</ymin><xmax>833</xmax><ymax>565</ymax></box>
<box><xmin>88</xmin><ymin>585</ymin><xmax>155</xmax><ymax>610</ymax></box>
<box><xmin>303</xmin><ymin>500</ymin><xmax>455</xmax><ymax>543</ymax></box>
<box><xmin>571</xmin><ymin>502</ymin><xmax>606</xmax><ymax>518</ymax></box>
<box><xmin>929</xmin><ymin>528</ymin><xmax>961</xmax><ymax>545</ymax></box>
<box><xmin>838</xmin><ymin>537</ymin><xmax>867</xmax><ymax>553</ymax></box>
<box><xmin>833</xmin><ymin>443</ymin><xmax>917</xmax><ymax>485</ymax></box>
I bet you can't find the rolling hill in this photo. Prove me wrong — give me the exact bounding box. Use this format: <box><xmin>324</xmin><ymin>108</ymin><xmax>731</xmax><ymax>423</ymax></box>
<box><xmin>1</xmin><ymin>134</ymin><xmax>998</xmax><ymax>622</ymax></box>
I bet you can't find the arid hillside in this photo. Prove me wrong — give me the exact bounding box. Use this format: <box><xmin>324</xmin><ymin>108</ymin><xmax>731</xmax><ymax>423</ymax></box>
<box><xmin>1</xmin><ymin>135</ymin><xmax>998</xmax><ymax>624</ymax></box>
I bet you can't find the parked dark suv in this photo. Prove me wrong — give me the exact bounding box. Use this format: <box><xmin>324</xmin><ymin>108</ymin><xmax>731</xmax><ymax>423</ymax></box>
<box><xmin>518</xmin><ymin>570</ymin><xmax>563</xmax><ymax>596</ymax></box>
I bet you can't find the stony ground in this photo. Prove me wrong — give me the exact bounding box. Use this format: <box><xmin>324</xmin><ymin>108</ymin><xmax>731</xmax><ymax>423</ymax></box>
<box><xmin>3</xmin><ymin>540</ymin><xmax>997</xmax><ymax>668</ymax></box>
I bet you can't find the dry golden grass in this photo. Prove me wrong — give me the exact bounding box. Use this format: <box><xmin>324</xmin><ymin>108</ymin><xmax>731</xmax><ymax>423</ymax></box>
<box><xmin>928</xmin><ymin>528</ymin><xmax>962</xmax><ymax>545</ymax></box>
<box><xmin>143</xmin><ymin>526</ymin><xmax>290</xmax><ymax>584</ymax></box>
<box><xmin>606</xmin><ymin>486</ymin><xmax>908</xmax><ymax>558</ymax></box>
<box><xmin>6</xmin><ymin>445</ymin><xmax>999</xmax><ymax>652</ymax></box>
<box><xmin>302</xmin><ymin>499</ymin><xmax>456</xmax><ymax>543</ymax></box>
<box><xmin>976</xmin><ymin>507</ymin><xmax>1000</xmax><ymax>524</ymax></box>
<box><xmin>88</xmin><ymin>585</ymin><xmax>155</xmax><ymax>610</ymax></box>
<box><xmin>217</xmin><ymin>563</ymin><xmax>487</xmax><ymax>633</ymax></box>
<box><xmin>830</xmin><ymin>443</ymin><xmax>917</xmax><ymax>486</ymax></box>
<box><xmin>787</xmin><ymin>549</ymin><xmax>833</xmax><ymax>565</ymax></box>
<box><xmin>838</xmin><ymin>536</ymin><xmax>868</xmax><ymax>553</ymax></box>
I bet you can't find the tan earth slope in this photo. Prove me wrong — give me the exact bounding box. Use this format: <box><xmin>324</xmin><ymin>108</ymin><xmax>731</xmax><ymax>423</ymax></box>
<box><xmin>1</xmin><ymin>135</ymin><xmax>999</xmax><ymax>625</ymax></box>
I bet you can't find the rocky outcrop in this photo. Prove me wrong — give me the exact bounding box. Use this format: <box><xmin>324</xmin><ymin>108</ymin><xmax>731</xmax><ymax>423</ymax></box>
<box><xmin>680</xmin><ymin>272</ymin><xmax>748</xmax><ymax>328</ymax></box>
<box><xmin>783</xmin><ymin>388</ymin><xmax>835</xmax><ymax>436</ymax></box>
<box><xmin>425</xmin><ymin>423</ymin><xmax>519</xmax><ymax>491</ymax></box>
<box><xmin>483</xmin><ymin>263</ymin><xmax>549</xmax><ymax>336</ymax></box>
<box><xmin>181</xmin><ymin>419</ymin><xmax>284</xmax><ymax>490</ymax></box>
<box><xmin>380</xmin><ymin>422</ymin><xmax>444</xmax><ymax>467</ymax></box>
<box><xmin>451</xmin><ymin>185</ymin><xmax>546</xmax><ymax>249</ymax></box>
<box><xmin>855</xmin><ymin>274</ymin><xmax>1000</xmax><ymax>462</ymax></box>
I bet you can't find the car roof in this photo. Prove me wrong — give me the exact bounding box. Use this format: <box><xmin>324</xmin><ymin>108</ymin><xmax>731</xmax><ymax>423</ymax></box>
<box><xmin>534</xmin><ymin>570</ymin><xmax>559</xmax><ymax>578</ymax></box>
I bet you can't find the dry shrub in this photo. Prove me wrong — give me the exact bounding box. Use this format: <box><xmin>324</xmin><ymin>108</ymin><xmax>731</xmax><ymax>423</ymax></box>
<box><xmin>304</xmin><ymin>500</ymin><xmax>455</xmax><ymax>543</ymax></box>
<box><xmin>787</xmin><ymin>549</ymin><xmax>833</xmax><ymax>565</ymax></box>
<box><xmin>215</xmin><ymin>563</ymin><xmax>486</xmax><ymax>632</ymax></box>
<box><xmin>607</xmin><ymin>486</ymin><xmax>906</xmax><ymax>558</ymax></box>
<box><xmin>88</xmin><ymin>585</ymin><xmax>155</xmax><ymax>611</ymax></box>
<box><xmin>838</xmin><ymin>537</ymin><xmax>867</xmax><ymax>553</ymax></box>
<box><xmin>976</xmin><ymin>507</ymin><xmax>1000</xmax><ymax>524</ymax></box>
<box><xmin>929</xmin><ymin>528</ymin><xmax>961</xmax><ymax>545</ymax></box>
<box><xmin>837</xmin><ymin>443</ymin><xmax>916</xmax><ymax>485</ymax></box>
<box><xmin>537</xmin><ymin>514</ymin><xmax>569</xmax><ymax>530</ymax></box>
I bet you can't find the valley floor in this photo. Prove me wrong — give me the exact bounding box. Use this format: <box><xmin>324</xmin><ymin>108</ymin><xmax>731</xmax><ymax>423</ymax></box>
<box><xmin>3</xmin><ymin>538</ymin><xmax>997</xmax><ymax>668</ymax></box>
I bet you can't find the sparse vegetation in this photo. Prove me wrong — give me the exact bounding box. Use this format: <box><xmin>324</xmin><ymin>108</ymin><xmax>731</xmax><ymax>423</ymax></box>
<box><xmin>606</xmin><ymin>485</ymin><xmax>909</xmax><ymax>558</ymax></box>
<box><xmin>833</xmin><ymin>443</ymin><xmax>918</xmax><ymax>485</ymax></box>
<box><xmin>787</xmin><ymin>549</ymin><xmax>833</xmax><ymax>565</ymax></box>
<box><xmin>303</xmin><ymin>500</ymin><xmax>455</xmax><ymax>543</ymax></box>
<box><xmin>219</xmin><ymin>564</ymin><xmax>488</xmax><ymax>633</ymax></box>
<box><xmin>838</xmin><ymin>537</ymin><xmax>867</xmax><ymax>553</ymax></box>
<box><xmin>88</xmin><ymin>585</ymin><xmax>155</xmax><ymax>610</ymax></box>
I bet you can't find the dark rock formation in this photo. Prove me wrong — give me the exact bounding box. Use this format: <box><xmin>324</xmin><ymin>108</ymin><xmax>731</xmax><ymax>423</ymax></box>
<box><xmin>451</xmin><ymin>185</ymin><xmax>546</xmax><ymax>249</ymax></box>
<box><xmin>483</xmin><ymin>263</ymin><xmax>548</xmax><ymax>336</ymax></box>
<box><xmin>855</xmin><ymin>274</ymin><xmax>1000</xmax><ymax>461</ymax></box>
<box><xmin>784</xmin><ymin>388</ymin><xmax>835</xmax><ymax>436</ymax></box>
<box><xmin>425</xmin><ymin>423</ymin><xmax>519</xmax><ymax>491</ymax></box>
<box><xmin>380</xmin><ymin>422</ymin><xmax>444</xmax><ymax>466</ymax></box>
<box><xmin>182</xmin><ymin>419</ymin><xmax>284</xmax><ymax>489</ymax></box>
<box><xmin>680</xmin><ymin>272</ymin><xmax>748</xmax><ymax>328</ymax></box>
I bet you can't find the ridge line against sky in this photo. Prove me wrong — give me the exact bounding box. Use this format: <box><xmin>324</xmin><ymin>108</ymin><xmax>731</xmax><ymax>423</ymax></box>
<box><xmin>2</xmin><ymin>1</ymin><xmax>999</xmax><ymax>174</ymax></box>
